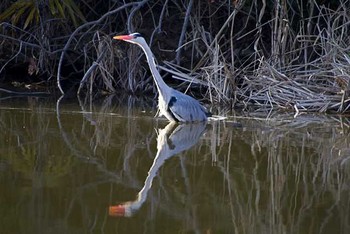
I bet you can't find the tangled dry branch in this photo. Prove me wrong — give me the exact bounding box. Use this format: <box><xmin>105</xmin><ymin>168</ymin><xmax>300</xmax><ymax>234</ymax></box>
<box><xmin>0</xmin><ymin>0</ymin><xmax>349</xmax><ymax>113</ymax></box>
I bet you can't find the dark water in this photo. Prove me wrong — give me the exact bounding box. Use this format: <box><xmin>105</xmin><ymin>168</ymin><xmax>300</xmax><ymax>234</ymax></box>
<box><xmin>0</xmin><ymin>96</ymin><xmax>349</xmax><ymax>234</ymax></box>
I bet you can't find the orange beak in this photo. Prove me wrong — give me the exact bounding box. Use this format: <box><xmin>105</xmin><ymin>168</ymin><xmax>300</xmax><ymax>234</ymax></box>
<box><xmin>113</xmin><ymin>35</ymin><xmax>133</xmax><ymax>40</ymax></box>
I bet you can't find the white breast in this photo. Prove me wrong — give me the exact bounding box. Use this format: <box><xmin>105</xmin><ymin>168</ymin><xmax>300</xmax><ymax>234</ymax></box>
<box><xmin>158</xmin><ymin>94</ymin><xmax>176</xmax><ymax>122</ymax></box>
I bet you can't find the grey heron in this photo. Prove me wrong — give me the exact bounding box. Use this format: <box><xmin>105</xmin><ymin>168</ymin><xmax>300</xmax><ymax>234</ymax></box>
<box><xmin>113</xmin><ymin>33</ymin><xmax>211</xmax><ymax>123</ymax></box>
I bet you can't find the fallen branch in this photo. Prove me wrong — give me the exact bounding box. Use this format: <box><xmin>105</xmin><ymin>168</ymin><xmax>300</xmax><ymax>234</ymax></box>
<box><xmin>0</xmin><ymin>87</ymin><xmax>50</xmax><ymax>96</ymax></box>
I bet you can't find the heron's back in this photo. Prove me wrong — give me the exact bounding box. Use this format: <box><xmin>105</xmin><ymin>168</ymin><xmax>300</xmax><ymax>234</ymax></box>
<box><xmin>167</xmin><ymin>89</ymin><xmax>210</xmax><ymax>122</ymax></box>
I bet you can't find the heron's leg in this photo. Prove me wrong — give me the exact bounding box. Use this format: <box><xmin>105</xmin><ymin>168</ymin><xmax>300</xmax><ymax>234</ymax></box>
<box><xmin>154</xmin><ymin>108</ymin><xmax>164</xmax><ymax>118</ymax></box>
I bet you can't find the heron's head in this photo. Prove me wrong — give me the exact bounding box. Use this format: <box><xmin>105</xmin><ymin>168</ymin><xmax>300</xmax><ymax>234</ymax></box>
<box><xmin>113</xmin><ymin>32</ymin><xmax>145</xmax><ymax>45</ymax></box>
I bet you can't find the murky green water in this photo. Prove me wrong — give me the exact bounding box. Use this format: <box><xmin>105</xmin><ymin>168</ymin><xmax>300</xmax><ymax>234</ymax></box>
<box><xmin>0</xmin><ymin>96</ymin><xmax>349</xmax><ymax>233</ymax></box>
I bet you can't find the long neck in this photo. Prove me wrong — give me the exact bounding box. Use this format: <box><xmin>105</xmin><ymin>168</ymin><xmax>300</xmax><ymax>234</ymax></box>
<box><xmin>138</xmin><ymin>42</ymin><xmax>169</xmax><ymax>97</ymax></box>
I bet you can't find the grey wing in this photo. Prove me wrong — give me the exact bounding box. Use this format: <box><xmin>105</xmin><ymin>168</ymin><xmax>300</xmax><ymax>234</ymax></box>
<box><xmin>168</xmin><ymin>91</ymin><xmax>209</xmax><ymax>122</ymax></box>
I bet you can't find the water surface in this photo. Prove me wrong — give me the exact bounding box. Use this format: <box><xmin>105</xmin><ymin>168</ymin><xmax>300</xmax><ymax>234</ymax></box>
<box><xmin>0</xmin><ymin>96</ymin><xmax>350</xmax><ymax>233</ymax></box>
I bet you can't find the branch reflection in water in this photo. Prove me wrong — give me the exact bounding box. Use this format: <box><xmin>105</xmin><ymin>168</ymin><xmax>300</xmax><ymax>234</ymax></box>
<box><xmin>109</xmin><ymin>121</ymin><xmax>207</xmax><ymax>217</ymax></box>
<box><xmin>50</xmin><ymin>95</ymin><xmax>350</xmax><ymax>233</ymax></box>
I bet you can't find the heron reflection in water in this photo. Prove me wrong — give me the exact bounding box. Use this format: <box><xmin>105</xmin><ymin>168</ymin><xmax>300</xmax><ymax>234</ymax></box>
<box><xmin>109</xmin><ymin>121</ymin><xmax>207</xmax><ymax>217</ymax></box>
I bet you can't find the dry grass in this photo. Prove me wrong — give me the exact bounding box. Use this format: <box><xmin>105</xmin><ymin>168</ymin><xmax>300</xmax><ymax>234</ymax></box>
<box><xmin>1</xmin><ymin>0</ymin><xmax>349</xmax><ymax>113</ymax></box>
<box><xmin>179</xmin><ymin>0</ymin><xmax>350</xmax><ymax>113</ymax></box>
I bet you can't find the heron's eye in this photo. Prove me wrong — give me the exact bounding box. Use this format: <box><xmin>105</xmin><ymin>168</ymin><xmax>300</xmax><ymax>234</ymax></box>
<box><xmin>132</xmin><ymin>33</ymin><xmax>142</xmax><ymax>38</ymax></box>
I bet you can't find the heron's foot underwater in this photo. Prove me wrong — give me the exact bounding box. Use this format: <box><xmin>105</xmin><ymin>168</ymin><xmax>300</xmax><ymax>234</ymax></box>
<box><xmin>208</xmin><ymin>115</ymin><xmax>227</xmax><ymax>121</ymax></box>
